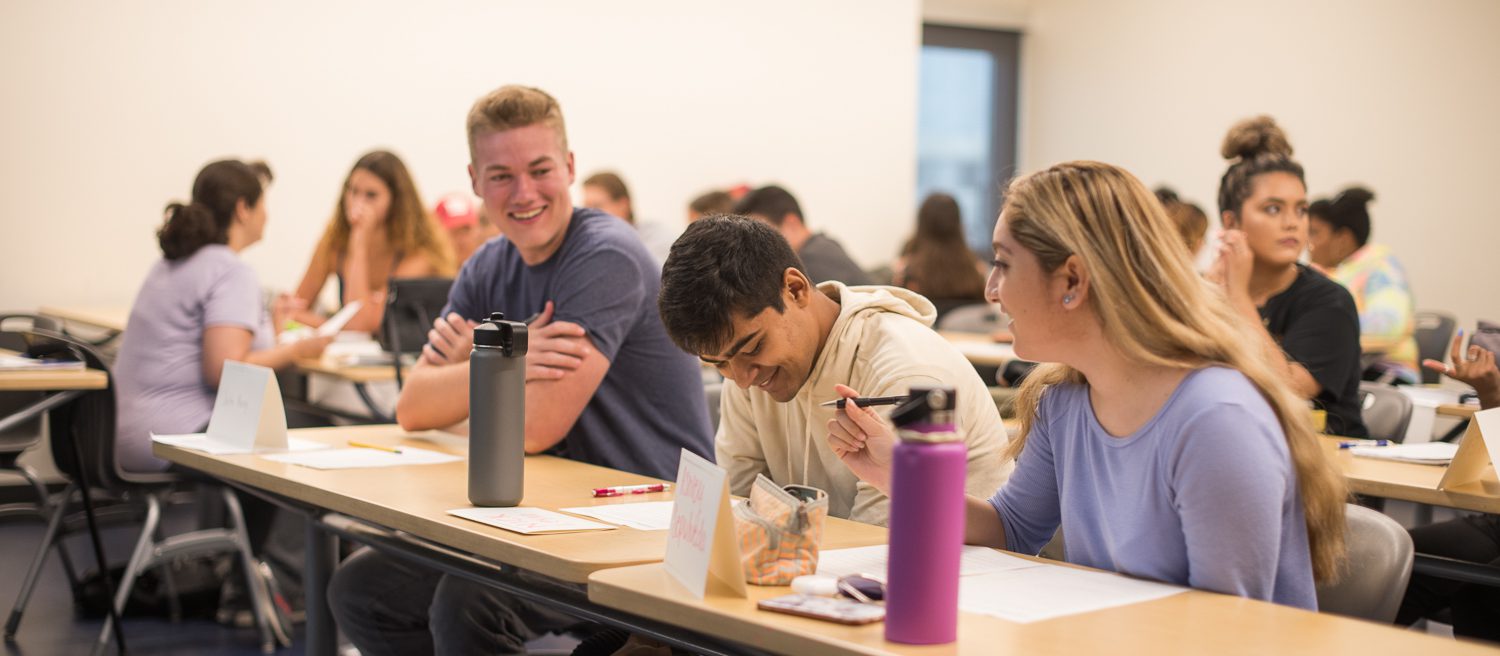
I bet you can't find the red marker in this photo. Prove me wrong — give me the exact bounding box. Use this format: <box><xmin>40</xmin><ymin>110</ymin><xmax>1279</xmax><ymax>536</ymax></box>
<box><xmin>592</xmin><ymin>483</ymin><xmax>670</xmax><ymax>497</ymax></box>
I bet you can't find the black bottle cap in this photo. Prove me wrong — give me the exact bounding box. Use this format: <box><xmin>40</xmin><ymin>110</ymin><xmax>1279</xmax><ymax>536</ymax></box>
<box><xmin>474</xmin><ymin>312</ymin><xmax>528</xmax><ymax>355</ymax></box>
<box><xmin>890</xmin><ymin>386</ymin><xmax>955</xmax><ymax>428</ymax></box>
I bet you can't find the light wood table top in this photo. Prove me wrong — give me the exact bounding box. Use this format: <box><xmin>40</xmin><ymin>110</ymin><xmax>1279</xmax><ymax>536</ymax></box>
<box><xmin>938</xmin><ymin>331</ymin><xmax>1018</xmax><ymax>368</ymax></box>
<box><xmin>590</xmin><ymin>558</ymin><xmax>1487</xmax><ymax>656</ymax></box>
<box><xmin>1438</xmin><ymin>403</ymin><xmax>1478</xmax><ymax>419</ymax></box>
<box><xmin>295</xmin><ymin>357</ymin><xmax>401</xmax><ymax>384</ymax></box>
<box><xmin>1324</xmin><ymin>436</ymin><xmax>1500</xmax><ymax>514</ymax></box>
<box><xmin>38</xmin><ymin>305</ymin><xmax>129</xmax><ymax>333</ymax></box>
<box><xmin>154</xmin><ymin>424</ymin><xmax>885</xmax><ymax>583</ymax></box>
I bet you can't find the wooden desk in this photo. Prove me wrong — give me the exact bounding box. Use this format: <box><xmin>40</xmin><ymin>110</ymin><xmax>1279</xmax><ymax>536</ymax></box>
<box><xmin>295</xmin><ymin>357</ymin><xmax>399</xmax><ymax>385</ymax></box>
<box><xmin>1325</xmin><ymin>436</ymin><xmax>1500</xmax><ymax>514</ymax></box>
<box><xmin>939</xmin><ymin>330</ymin><xmax>1018</xmax><ymax>368</ymax></box>
<box><xmin>590</xmin><ymin>560</ymin><xmax>1485</xmax><ymax>656</ymax></box>
<box><xmin>38</xmin><ymin>305</ymin><xmax>129</xmax><ymax>333</ymax></box>
<box><xmin>1438</xmin><ymin>403</ymin><xmax>1478</xmax><ymax>420</ymax></box>
<box><xmin>0</xmin><ymin>367</ymin><xmax>107</xmax><ymax>392</ymax></box>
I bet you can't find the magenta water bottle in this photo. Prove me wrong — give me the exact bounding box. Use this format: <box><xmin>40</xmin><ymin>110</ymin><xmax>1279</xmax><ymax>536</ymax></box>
<box><xmin>885</xmin><ymin>387</ymin><xmax>965</xmax><ymax>645</ymax></box>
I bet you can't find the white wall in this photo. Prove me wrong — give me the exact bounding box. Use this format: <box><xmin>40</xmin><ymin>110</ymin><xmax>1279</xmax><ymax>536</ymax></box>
<box><xmin>1013</xmin><ymin>0</ymin><xmax>1500</xmax><ymax>333</ymax></box>
<box><xmin>0</xmin><ymin>0</ymin><xmax>919</xmax><ymax>312</ymax></box>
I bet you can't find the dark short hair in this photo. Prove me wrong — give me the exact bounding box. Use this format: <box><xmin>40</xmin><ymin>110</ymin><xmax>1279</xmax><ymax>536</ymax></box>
<box><xmin>688</xmin><ymin>189</ymin><xmax>733</xmax><ymax>216</ymax></box>
<box><xmin>733</xmin><ymin>185</ymin><xmax>803</xmax><ymax>227</ymax></box>
<box><xmin>658</xmin><ymin>215</ymin><xmax>807</xmax><ymax>356</ymax></box>
<box><xmin>1309</xmin><ymin>186</ymin><xmax>1375</xmax><ymax>246</ymax></box>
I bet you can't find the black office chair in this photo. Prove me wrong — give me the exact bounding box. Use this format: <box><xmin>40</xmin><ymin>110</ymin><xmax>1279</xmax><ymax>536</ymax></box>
<box><xmin>5</xmin><ymin>330</ymin><xmax>282</xmax><ymax>655</ymax></box>
<box><xmin>1413</xmin><ymin>311</ymin><xmax>1457</xmax><ymax>385</ymax></box>
<box><xmin>381</xmin><ymin>277</ymin><xmax>454</xmax><ymax>389</ymax></box>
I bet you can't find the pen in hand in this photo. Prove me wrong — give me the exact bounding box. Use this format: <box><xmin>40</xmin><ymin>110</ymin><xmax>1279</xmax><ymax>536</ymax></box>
<box><xmin>820</xmin><ymin>395</ymin><xmax>911</xmax><ymax>410</ymax></box>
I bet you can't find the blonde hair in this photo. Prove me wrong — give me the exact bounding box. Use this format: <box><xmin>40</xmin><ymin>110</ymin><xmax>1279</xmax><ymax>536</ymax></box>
<box><xmin>466</xmin><ymin>85</ymin><xmax>568</xmax><ymax>161</ymax></box>
<box><xmin>316</xmin><ymin>150</ymin><xmax>456</xmax><ymax>277</ymax></box>
<box><xmin>1002</xmin><ymin>161</ymin><xmax>1347</xmax><ymax>583</ymax></box>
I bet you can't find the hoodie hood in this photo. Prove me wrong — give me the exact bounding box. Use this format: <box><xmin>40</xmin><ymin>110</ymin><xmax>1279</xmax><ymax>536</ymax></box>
<box><xmin>822</xmin><ymin>282</ymin><xmax>937</xmax><ymax>330</ymax></box>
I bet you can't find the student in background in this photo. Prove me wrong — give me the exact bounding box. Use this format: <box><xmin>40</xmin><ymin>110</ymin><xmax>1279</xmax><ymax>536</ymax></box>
<box><xmin>1210</xmin><ymin>116</ymin><xmax>1368</xmax><ymax>437</ymax></box>
<box><xmin>1154</xmin><ymin>186</ymin><xmax>1209</xmax><ymax>258</ymax></box>
<box><xmin>329</xmin><ymin>85</ymin><xmax>712</xmax><ymax>656</ymax></box>
<box><xmin>1398</xmin><ymin>332</ymin><xmax>1500</xmax><ymax>642</ymax></box>
<box><xmin>115</xmin><ymin>159</ymin><xmax>331</xmax><ymax>473</ymax></box>
<box><xmin>658</xmin><ymin>215</ymin><xmax>1009</xmax><ymax>526</ymax></box>
<box><xmin>433</xmin><ymin>192</ymin><xmax>498</xmax><ymax>265</ymax></box>
<box><xmin>735</xmin><ymin>184</ymin><xmax>873</xmax><ymax>286</ymax></box>
<box><xmin>829</xmin><ymin>161</ymin><xmax>1347</xmax><ymax>608</ymax></box>
<box><xmin>287</xmin><ymin>150</ymin><xmax>456</xmax><ymax>333</ymax></box>
<box><xmin>581</xmin><ymin>170</ymin><xmax>674</xmax><ymax>265</ymax></box>
<box><xmin>687</xmin><ymin>189</ymin><xmax>733</xmax><ymax>223</ymax></box>
<box><xmin>1307</xmin><ymin>187</ymin><xmax>1419</xmax><ymax>383</ymax></box>
<box><xmin>892</xmin><ymin>192</ymin><xmax>987</xmax><ymax>318</ymax></box>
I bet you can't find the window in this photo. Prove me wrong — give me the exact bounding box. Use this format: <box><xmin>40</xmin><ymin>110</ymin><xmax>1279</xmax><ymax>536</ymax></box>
<box><xmin>916</xmin><ymin>25</ymin><xmax>1020</xmax><ymax>253</ymax></box>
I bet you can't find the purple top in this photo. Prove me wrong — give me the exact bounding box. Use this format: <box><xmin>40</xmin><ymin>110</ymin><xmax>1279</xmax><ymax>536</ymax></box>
<box><xmin>114</xmin><ymin>245</ymin><xmax>270</xmax><ymax>472</ymax></box>
<box><xmin>989</xmin><ymin>367</ymin><xmax>1317</xmax><ymax>609</ymax></box>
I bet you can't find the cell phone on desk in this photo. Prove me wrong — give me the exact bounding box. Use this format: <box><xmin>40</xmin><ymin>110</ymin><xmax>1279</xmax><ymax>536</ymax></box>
<box><xmin>757</xmin><ymin>594</ymin><xmax>885</xmax><ymax>625</ymax></box>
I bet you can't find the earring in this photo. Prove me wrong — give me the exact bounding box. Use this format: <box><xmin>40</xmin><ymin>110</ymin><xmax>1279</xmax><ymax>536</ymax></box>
<box><xmin>1062</xmin><ymin>294</ymin><xmax>1075</xmax><ymax>306</ymax></box>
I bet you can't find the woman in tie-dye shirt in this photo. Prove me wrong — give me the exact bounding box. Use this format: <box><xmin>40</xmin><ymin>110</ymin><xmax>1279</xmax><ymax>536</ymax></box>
<box><xmin>1307</xmin><ymin>187</ymin><xmax>1419</xmax><ymax>382</ymax></box>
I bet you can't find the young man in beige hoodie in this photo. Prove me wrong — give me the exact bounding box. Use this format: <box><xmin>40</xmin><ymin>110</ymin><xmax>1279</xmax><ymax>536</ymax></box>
<box><xmin>658</xmin><ymin>215</ymin><xmax>1011</xmax><ymax>526</ymax></box>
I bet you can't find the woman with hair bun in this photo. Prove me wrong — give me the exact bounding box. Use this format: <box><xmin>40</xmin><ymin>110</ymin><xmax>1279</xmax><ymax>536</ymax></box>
<box><xmin>1211</xmin><ymin>116</ymin><xmax>1368</xmax><ymax>437</ymax></box>
<box><xmin>1308</xmin><ymin>187</ymin><xmax>1419</xmax><ymax>382</ymax></box>
<box><xmin>114</xmin><ymin>159</ymin><xmax>332</xmax><ymax>472</ymax></box>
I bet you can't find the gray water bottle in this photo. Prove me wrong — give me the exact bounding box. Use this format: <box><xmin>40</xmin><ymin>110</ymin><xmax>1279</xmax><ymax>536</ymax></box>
<box><xmin>469</xmin><ymin>312</ymin><xmax>528</xmax><ymax>507</ymax></box>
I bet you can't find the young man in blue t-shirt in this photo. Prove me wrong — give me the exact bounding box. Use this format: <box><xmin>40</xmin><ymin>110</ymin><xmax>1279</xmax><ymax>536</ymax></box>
<box><xmin>328</xmin><ymin>85</ymin><xmax>713</xmax><ymax>656</ymax></box>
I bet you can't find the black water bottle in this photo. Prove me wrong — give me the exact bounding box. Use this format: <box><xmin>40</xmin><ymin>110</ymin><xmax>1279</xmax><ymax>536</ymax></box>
<box><xmin>469</xmin><ymin>312</ymin><xmax>528</xmax><ymax>506</ymax></box>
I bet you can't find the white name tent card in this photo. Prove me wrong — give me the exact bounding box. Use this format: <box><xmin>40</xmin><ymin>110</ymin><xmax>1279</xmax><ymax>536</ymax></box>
<box><xmin>663</xmin><ymin>449</ymin><xmax>746</xmax><ymax>599</ymax></box>
<box><xmin>151</xmin><ymin>361</ymin><xmax>325</xmax><ymax>455</ymax></box>
<box><xmin>1439</xmin><ymin>407</ymin><xmax>1500</xmax><ymax>490</ymax></box>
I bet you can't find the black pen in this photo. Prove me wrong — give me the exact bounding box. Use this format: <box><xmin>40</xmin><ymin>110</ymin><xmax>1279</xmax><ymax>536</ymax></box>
<box><xmin>820</xmin><ymin>395</ymin><xmax>910</xmax><ymax>410</ymax></box>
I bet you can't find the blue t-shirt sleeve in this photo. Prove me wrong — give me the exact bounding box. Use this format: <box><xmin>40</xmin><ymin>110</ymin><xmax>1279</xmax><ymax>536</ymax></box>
<box><xmin>442</xmin><ymin>246</ymin><xmax>492</xmax><ymax>321</ymax></box>
<box><xmin>203</xmin><ymin>262</ymin><xmax>261</xmax><ymax>331</ymax></box>
<box><xmin>990</xmin><ymin>393</ymin><xmax>1062</xmax><ymax>555</ymax></box>
<box><xmin>550</xmin><ymin>246</ymin><xmax>648</xmax><ymax>361</ymax></box>
<box><xmin>1170</xmin><ymin>401</ymin><xmax>1293</xmax><ymax>601</ymax></box>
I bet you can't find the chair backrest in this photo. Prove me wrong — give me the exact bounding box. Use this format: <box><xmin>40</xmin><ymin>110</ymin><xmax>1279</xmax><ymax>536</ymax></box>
<box><xmin>0</xmin><ymin>315</ymin><xmax>63</xmax><ymax>446</ymax></box>
<box><xmin>22</xmin><ymin>329</ymin><xmax>135</xmax><ymax>497</ymax></box>
<box><xmin>1315</xmin><ymin>504</ymin><xmax>1413</xmax><ymax>623</ymax></box>
<box><xmin>1413</xmin><ymin>311</ymin><xmax>1457</xmax><ymax>385</ymax></box>
<box><xmin>380</xmin><ymin>277</ymin><xmax>455</xmax><ymax>356</ymax></box>
<box><xmin>936</xmin><ymin>303</ymin><xmax>1000</xmax><ymax>333</ymax></box>
<box><xmin>1358</xmin><ymin>382</ymin><xmax>1414</xmax><ymax>442</ymax></box>
<box><xmin>704</xmin><ymin>382</ymin><xmax>723</xmax><ymax>435</ymax></box>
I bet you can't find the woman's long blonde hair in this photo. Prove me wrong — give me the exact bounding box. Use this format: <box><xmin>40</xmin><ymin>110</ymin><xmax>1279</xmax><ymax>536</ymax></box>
<box><xmin>1002</xmin><ymin>161</ymin><xmax>1347</xmax><ymax>583</ymax></box>
<box><xmin>316</xmin><ymin>150</ymin><xmax>456</xmax><ymax>276</ymax></box>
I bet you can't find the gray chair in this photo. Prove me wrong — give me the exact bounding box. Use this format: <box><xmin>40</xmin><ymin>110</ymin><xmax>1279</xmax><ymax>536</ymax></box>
<box><xmin>935</xmin><ymin>302</ymin><xmax>1001</xmax><ymax>334</ymax></box>
<box><xmin>4</xmin><ymin>330</ymin><xmax>283</xmax><ymax>654</ymax></box>
<box><xmin>1315</xmin><ymin>504</ymin><xmax>1413</xmax><ymax>623</ymax></box>
<box><xmin>1414</xmin><ymin>311</ymin><xmax>1457</xmax><ymax>385</ymax></box>
<box><xmin>1358</xmin><ymin>382</ymin><xmax>1414</xmax><ymax>442</ymax></box>
<box><xmin>0</xmin><ymin>314</ymin><xmax>65</xmax><ymax>521</ymax></box>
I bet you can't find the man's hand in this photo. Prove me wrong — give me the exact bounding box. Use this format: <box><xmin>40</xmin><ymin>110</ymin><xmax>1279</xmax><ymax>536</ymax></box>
<box><xmin>825</xmin><ymin>384</ymin><xmax>897</xmax><ymax>494</ymax></box>
<box><xmin>524</xmin><ymin>301</ymin><xmax>591</xmax><ymax>382</ymax></box>
<box><xmin>421</xmin><ymin>312</ymin><xmax>478</xmax><ymax>366</ymax></box>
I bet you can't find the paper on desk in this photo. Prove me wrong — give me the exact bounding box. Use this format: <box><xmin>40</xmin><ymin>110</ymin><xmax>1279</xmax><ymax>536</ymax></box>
<box><xmin>151</xmin><ymin>433</ymin><xmax>328</xmax><ymax>455</ymax></box>
<box><xmin>958</xmin><ymin>563</ymin><xmax>1185</xmax><ymax>623</ymax></box>
<box><xmin>317</xmin><ymin>300</ymin><xmax>364</xmax><ymax>336</ymax></box>
<box><xmin>448</xmin><ymin>507</ymin><xmax>616</xmax><ymax>535</ymax></box>
<box><xmin>0</xmin><ymin>354</ymin><xmax>85</xmax><ymax>371</ymax></box>
<box><xmin>561</xmin><ymin>501</ymin><xmax>676</xmax><ymax>530</ymax></box>
<box><xmin>1350</xmin><ymin>442</ymin><xmax>1458</xmax><ymax>465</ymax></box>
<box><xmin>260</xmin><ymin>446</ymin><xmax>461</xmax><ymax>469</ymax></box>
<box><xmin>816</xmin><ymin>544</ymin><xmax>1041</xmax><ymax>580</ymax></box>
<box><xmin>950</xmin><ymin>340</ymin><xmax>1017</xmax><ymax>362</ymax></box>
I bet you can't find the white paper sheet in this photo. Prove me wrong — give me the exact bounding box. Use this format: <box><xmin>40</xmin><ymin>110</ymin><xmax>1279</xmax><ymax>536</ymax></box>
<box><xmin>447</xmin><ymin>507</ymin><xmax>616</xmax><ymax>535</ymax></box>
<box><xmin>816</xmin><ymin>545</ymin><xmax>1041</xmax><ymax>580</ymax></box>
<box><xmin>958</xmin><ymin>563</ymin><xmax>1186</xmax><ymax>623</ymax></box>
<box><xmin>0</xmin><ymin>354</ymin><xmax>84</xmax><ymax>371</ymax></box>
<box><xmin>561</xmin><ymin>500</ymin><xmax>676</xmax><ymax>530</ymax></box>
<box><xmin>317</xmin><ymin>300</ymin><xmax>364</xmax><ymax>336</ymax></box>
<box><xmin>1350</xmin><ymin>441</ymin><xmax>1458</xmax><ymax>465</ymax></box>
<box><xmin>950</xmin><ymin>340</ymin><xmax>1017</xmax><ymax>363</ymax></box>
<box><xmin>151</xmin><ymin>433</ymin><xmax>328</xmax><ymax>455</ymax></box>
<box><xmin>260</xmin><ymin>446</ymin><xmax>461</xmax><ymax>469</ymax></box>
